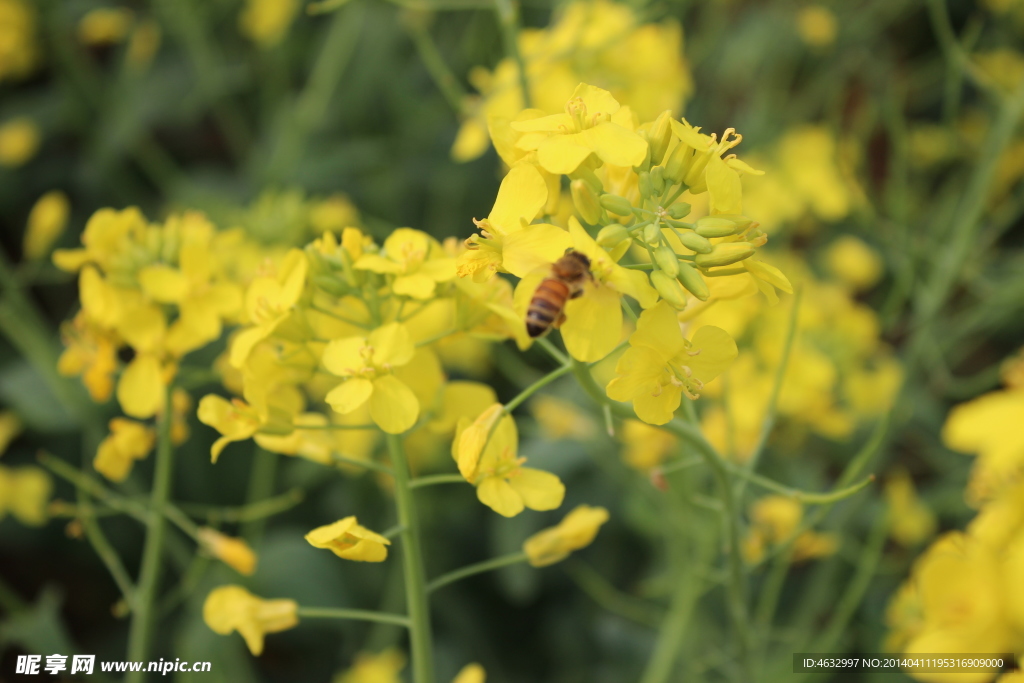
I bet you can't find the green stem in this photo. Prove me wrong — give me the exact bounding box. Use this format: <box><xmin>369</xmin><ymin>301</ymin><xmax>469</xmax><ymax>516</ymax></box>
<box><xmin>565</xmin><ymin>562</ymin><xmax>663</xmax><ymax>629</ymax></box>
<box><xmin>297</xmin><ymin>607</ymin><xmax>412</xmax><ymax>628</ymax></box>
<box><xmin>427</xmin><ymin>552</ymin><xmax>528</xmax><ymax>593</ymax></box>
<box><xmin>125</xmin><ymin>386</ymin><xmax>175</xmax><ymax>682</ymax></box>
<box><xmin>503</xmin><ymin>362</ymin><xmax>573</xmax><ymax>414</ymax></box>
<box><xmin>407</xmin><ymin>19</ymin><xmax>468</xmax><ymax>114</ymax></box>
<box><xmin>331</xmin><ymin>452</ymin><xmax>394</xmax><ymax>475</ymax></box>
<box><xmin>387</xmin><ymin>434</ymin><xmax>435</xmax><ymax>683</ymax></box>
<box><xmin>242</xmin><ymin>447</ymin><xmax>277</xmax><ymax>544</ymax></box>
<box><xmin>409</xmin><ymin>473</ymin><xmax>466</xmax><ymax>489</ymax></box>
<box><xmin>494</xmin><ymin>0</ymin><xmax>532</xmax><ymax>109</ymax></box>
<box><xmin>178</xmin><ymin>489</ymin><xmax>304</xmax><ymax>524</ymax></box>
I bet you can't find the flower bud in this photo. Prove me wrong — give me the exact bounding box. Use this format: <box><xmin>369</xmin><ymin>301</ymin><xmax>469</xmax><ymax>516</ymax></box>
<box><xmin>677</xmin><ymin>231</ymin><xmax>713</xmax><ymax>254</ymax></box>
<box><xmin>596</xmin><ymin>224</ymin><xmax>630</xmax><ymax>249</ymax></box>
<box><xmin>667</xmin><ymin>202</ymin><xmax>691</xmax><ymax>219</ymax></box>
<box><xmin>694</xmin><ymin>242</ymin><xmax>756</xmax><ymax>268</ymax></box>
<box><xmin>651</xmin><ymin>165</ymin><xmax>667</xmax><ymax>194</ymax></box>
<box><xmin>571</xmin><ymin>179</ymin><xmax>603</xmax><ymax>226</ymax></box>
<box><xmin>654</xmin><ymin>243</ymin><xmax>680</xmax><ymax>277</ymax></box>
<box><xmin>677</xmin><ymin>263</ymin><xmax>709</xmax><ymax>301</ymax></box>
<box><xmin>573</xmin><ymin>165</ymin><xmax>604</xmax><ymax>194</ymax></box>
<box><xmin>600</xmin><ymin>194</ymin><xmax>633</xmax><ymax>216</ymax></box>
<box><xmin>651</xmin><ymin>270</ymin><xmax>688</xmax><ymax>309</ymax></box>
<box><xmin>642</xmin><ymin>222</ymin><xmax>661</xmax><ymax>246</ymax></box>
<box><xmin>647</xmin><ymin>111</ymin><xmax>673</xmax><ymax>165</ymax></box>
<box><xmin>313</xmin><ymin>275</ymin><xmax>350</xmax><ymax>297</ymax></box>
<box><xmin>694</xmin><ymin>216</ymin><xmax>739</xmax><ymax>238</ymax></box>
<box><xmin>663</xmin><ymin>141</ymin><xmax>692</xmax><ymax>183</ymax></box>
<box><xmin>638</xmin><ymin>171</ymin><xmax>655</xmax><ymax>199</ymax></box>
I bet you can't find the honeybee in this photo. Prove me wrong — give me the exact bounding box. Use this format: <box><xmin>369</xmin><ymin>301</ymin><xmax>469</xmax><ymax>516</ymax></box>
<box><xmin>525</xmin><ymin>250</ymin><xmax>594</xmax><ymax>338</ymax></box>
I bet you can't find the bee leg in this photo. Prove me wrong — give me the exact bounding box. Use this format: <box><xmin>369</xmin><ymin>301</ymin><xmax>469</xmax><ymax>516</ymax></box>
<box><xmin>552</xmin><ymin>312</ymin><xmax>567</xmax><ymax>329</ymax></box>
<box><xmin>569</xmin><ymin>290</ymin><xmax>583</xmax><ymax>299</ymax></box>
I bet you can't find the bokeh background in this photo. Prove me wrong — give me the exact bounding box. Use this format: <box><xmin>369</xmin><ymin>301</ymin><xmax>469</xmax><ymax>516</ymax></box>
<box><xmin>2</xmin><ymin>0</ymin><xmax>1024</xmax><ymax>681</ymax></box>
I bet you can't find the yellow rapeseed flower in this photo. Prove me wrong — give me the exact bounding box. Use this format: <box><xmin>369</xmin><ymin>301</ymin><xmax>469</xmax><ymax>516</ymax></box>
<box><xmin>824</xmin><ymin>235</ymin><xmax>883</xmax><ymax>292</ymax></box>
<box><xmin>453</xmin><ymin>404</ymin><xmax>565</xmax><ymax>517</ymax></box>
<box><xmin>607</xmin><ymin>302</ymin><xmax>736</xmax><ymax>424</ymax></box>
<box><xmin>523</xmin><ymin>505</ymin><xmax>609</xmax><ymax>567</ymax></box>
<box><xmin>203</xmin><ymin>585</ymin><xmax>299</xmax><ymax>656</ymax></box>
<box><xmin>885</xmin><ymin>469</ymin><xmax>937</xmax><ymax>547</ymax></box>
<box><xmin>198</xmin><ymin>528</ymin><xmax>258</xmax><ymax>575</ymax></box>
<box><xmin>619</xmin><ymin>419</ymin><xmax>677</xmax><ymax>471</ymax></box>
<box><xmin>0</xmin><ymin>465</ymin><xmax>51</xmax><ymax>526</ymax></box>
<box><xmin>322</xmin><ymin>322</ymin><xmax>420</xmax><ymax>434</ymax></box>
<box><xmin>354</xmin><ymin>229</ymin><xmax>456</xmax><ymax>300</ymax></box>
<box><xmin>23</xmin><ymin>191</ymin><xmax>70</xmax><ymax>260</ymax></box>
<box><xmin>239</xmin><ymin>0</ymin><xmax>298</xmax><ymax>48</ymax></box>
<box><xmin>742</xmin><ymin>495</ymin><xmax>837</xmax><ymax>564</ymax></box>
<box><xmin>305</xmin><ymin>517</ymin><xmax>390</xmax><ymax>562</ymax></box>
<box><xmin>0</xmin><ymin>411</ymin><xmax>22</xmax><ymax>454</ymax></box>
<box><xmin>335</xmin><ymin>649</ymin><xmax>405</xmax><ymax>683</ymax></box>
<box><xmin>230</xmin><ymin>248</ymin><xmax>307</xmax><ymax>366</ymax></box>
<box><xmin>93</xmin><ymin>418</ymin><xmax>155</xmax><ymax>482</ymax></box>
<box><xmin>0</xmin><ymin>117</ymin><xmax>40</xmax><ymax>167</ymax></box>
<box><xmin>77</xmin><ymin>7</ymin><xmax>134</xmax><ymax>45</ymax></box>
<box><xmin>795</xmin><ymin>5</ymin><xmax>838</xmax><ymax>48</ymax></box>
<box><xmin>0</xmin><ymin>0</ymin><xmax>38</xmax><ymax>82</ymax></box>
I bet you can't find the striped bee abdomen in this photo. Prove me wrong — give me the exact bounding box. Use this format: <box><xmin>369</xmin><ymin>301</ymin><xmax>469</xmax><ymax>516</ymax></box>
<box><xmin>526</xmin><ymin>278</ymin><xmax>570</xmax><ymax>338</ymax></box>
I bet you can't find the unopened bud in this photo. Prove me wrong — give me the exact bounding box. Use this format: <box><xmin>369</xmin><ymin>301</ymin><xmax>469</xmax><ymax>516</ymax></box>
<box><xmin>313</xmin><ymin>275</ymin><xmax>350</xmax><ymax>297</ymax></box>
<box><xmin>654</xmin><ymin>243</ymin><xmax>680</xmax><ymax>277</ymax></box>
<box><xmin>638</xmin><ymin>171</ymin><xmax>655</xmax><ymax>199</ymax></box>
<box><xmin>600</xmin><ymin>194</ymin><xmax>634</xmax><ymax>216</ymax></box>
<box><xmin>648</xmin><ymin>111</ymin><xmax>673</xmax><ymax>165</ymax></box>
<box><xmin>650</xmin><ymin>165</ymin><xmax>666</xmax><ymax>194</ymax></box>
<box><xmin>651</xmin><ymin>270</ymin><xmax>688</xmax><ymax>309</ymax></box>
<box><xmin>694</xmin><ymin>216</ymin><xmax>741</xmax><ymax>238</ymax></box>
<box><xmin>694</xmin><ymin>242</ymin><xmax>756</xmax><ymax>268</ymax></box>
<box><xmin>573</xmin><ymin>165</ymin><xmax>604</xmax><ymax>194</ymax></box>
<box><xmin>667</xmin><ymin>202</ymin><xmax>691</xmax><ymax>219</ymax></box>
<box><xmin>642</xmin><ymin>222</ymin><xmax>662</xmax><ymax>246</ymax></box>
<box><xmin>677</xmin><ymin>231</ymin><xmax>713</xmax><ymax>254</ymax></box>
<box><xmin>663</xmin><ymin>141</ymin><xmax>692</xmax><ymax>183</ymax></box>
<box><xmin>708</xmin><ymin>214</ymin><xmax>753</xmax><ymax>232</ymax></box>
<box><xmin>571</xmin><ymin>179</ymin><xmax>603</xmax><ymax>225</ymax></box>
<box><xmin>596</xmin><ymin>224</ymin><xmax>630</xmax><ymax>249</ymax></box>
<box><xmin>677</xmin><ymin>263</ymin><xmax>709</xmax><ymax>301</ymax></box>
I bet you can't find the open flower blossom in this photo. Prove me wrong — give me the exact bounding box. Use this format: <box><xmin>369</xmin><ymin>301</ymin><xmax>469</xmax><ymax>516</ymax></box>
<box><xmin>523</xmin><ymin>505</ymin><xmax>609</xmax><ymax>567</ymax></box>
<box><xmin>322</xmin><ymin>322</ymin><xmax>420</xmax><ymax>434</ymax></box>
<box><xmin>607</xmin><ymin>302</ymin><xmax>737</xmax><ymax>424</ymax></box>
<box><xmin>198</xmin><ymin>527</ymin><xmax>258</xmax><ymax>575</ymax></box>
<box><xmin>354</xmin><ymin>228</ymin><xmax>456</xmax><ymax>300</ymax></box>
<box><xmin>93</xmin><ymin>418</ymin><xmax>155</xmax><ymax>482</ymax></box>
<box><xmin>453</xmin><ymin>404</ymin><xmax>565</xmax><ymax>517</ymax></box>
<box><xmin>203</xmin><ymin>585</ymin><xmax>298</xmax><ymax>656</ymax></box>
<box><xmin>509</xmin><ymin>83</ymin><xmax>648</xmax><ymax>175</ymax></box>
<box><xmin>305</xmin><ymin>516</ymin><xmax>390</xmax><ymax>562</ymax></box>
<box><xmin>198</xmin><ymin>394</ymin><xmax>264</xmax><ymax>463</ymax></box>
<box><xmin>230</xmin><ymin>248</ymin><xmax>307</xmax><ymax>367</ymax></box>
<box><xmin>457</xmin><ymin>162</ymin><xmax>570</xmax><ymax>282</ymax></box>
<box><xmin>666</xmin><ymin>118</ymin><xmax>763</xmax><ymax>214</ymax></box>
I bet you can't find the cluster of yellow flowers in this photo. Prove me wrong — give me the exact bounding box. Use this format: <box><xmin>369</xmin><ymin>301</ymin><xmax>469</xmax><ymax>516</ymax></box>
<box><xmin>452</xmin><ymin>0</ymin><xmax>691</xmax><ymax>162</ymax></box>
<box><xmin>886</xmin><ymin>352</ymin><xmax>1024</xmax><ymax>681</ymax></box>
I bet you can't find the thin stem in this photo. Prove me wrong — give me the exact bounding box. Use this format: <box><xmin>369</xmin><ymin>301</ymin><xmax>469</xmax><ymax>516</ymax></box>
<box><xmin>387</xmin><ymin>433</ymin><xmax>435</xmax><ymax>683</ymax></box>
<box><xmin>331</xmin><ymin>452</ymin><xmax>394</xmax><ymax>475</ymax></box>
<box><xmin>494</xmin><ymin>0</ymin><xmax>532</xmax><ymax>109</ymax></box>
<box><xmin>565</xmin><ymin>562</ymin><xmax>663</xmax><ymax>629</ymax></box>
<box><xmin>125</xmin><ymin>386</ymin><xmax>175</xmax><ymax>683</ymax></box>
<box><xmin>409</xmin><ymin>473</ymin><xmax>466</xmax><ymax>489</ymax></box>
<box><xmin>503</xmin><ymin>362</ymin><xmax>573</xmax><ymax>414</ymax></box>
<box><xmin>406</xmin><ymin>20</ymin><xmax>467</xmax><ymax>114</ymax></box>
<box><xmin>925</xmin><ymin>0</ymin><xmax>1002</xmax><ymax>98</ymax></box>
<box><xmin>242</xmin><ymin>447</ymin><xmax>277</xmax><ymax>544</ymax></box>
<box><xmin>415</xmin><ymin>329</ymin><xmax>460</xmax><ymax>347</ymax></box>
<box><xmin>297</xmin><ymin>607</ymin><xmax>412</xmax><ymax>628</ymax></box>
<box><xmin>535</xmin><ymin>336</ymin><xmax>570</xmax><ymax>366</ymax></box>
<box><xmin>178</xmin><ymin>488</ymin><xmax>305</xmax><ymax>525</ymax></box>
<box><xmin>427</xmin><ymin>552</ymin><xmax>528</xmax><ymax>593</ymax></box>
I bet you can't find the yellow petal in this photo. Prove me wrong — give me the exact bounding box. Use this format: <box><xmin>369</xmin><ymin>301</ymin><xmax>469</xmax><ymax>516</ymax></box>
<box><xmin>354</xmin><ymin>253</ymin><xmax>403</xmax><ymax>274</ymax></box>
<box><xmin>706</xmin><ymin>154</ymin><xmax>743</xmax><ymax>215</ymax></box>
<box><xmin>452</xmin><ymin>663</ymin><xmax>486</xmax><ymax>683</ymax></box>
<box><xmin>578</xmin><ymin>122</ymin><xmax>648</xmax><ymax>168</ymax></box>
<box><xmin>606</xmin><ymin>265</ymin><xmax>658</xmax><ymax>308</ymax></box>
<box><xmin>502</xmin><ymin>223</ymin><xmax>573</xmax><ymax>278</ymax></box>
<box><xmin>322</xmin><ymin>336</ymin><xmax>367</xmax><ymax>377</ymax></box>
<box><xmin>369</xmin><ymin>375</ymin><xmax>419</xmax><ymax>434</ymax></box>
<box><xmin>325</xmin><ymin>377</ymin><xmax>374</xmax><ymax>414</ymax></box>
<box><xmin>368</xmin><ymin>323</ymin><xmax>415</xmax><ymax>368</ymax></box>
<box><xmin>487</xmin><ymin>162</ymin><xmax>548</xmax><ymax>236</ymax></box>
<box><xmin>684</xmin><ymin>326</ymin><xmax>738</xmax><ymax>383</ymax></box>
<box><xmin>536</xmin><ymin>134</ymin><xmax>593</xmax><ymax>175</ymax></box>
<box><xmin>606</xmin><ymin>346</ymin><xmax>664</xmax><ymax>402</ymax></box>
<box><xmin>477</xmin><ymin>476</ymin><xmax>524</xmax><ymax>517</ymax></box>
<box><xmin>508</xmin><ymin>467</ymin><xmax>565</xmax><ymax>511</ymax></box>
<box><xmin>744</xmin><ymin>260</ymin><xmax>794</xmax><ymax>294</ymax></box>
<box><xmin>572</xmin><ymin>83</ymin><xmax>622</xmax><ymax>116</ymax></box>
<box><xmin>633</xmin><ymin>385</ymin><xmax>682</xmax><ymax>425</ymax></box>
<box><xmin>117</xmin><ymin>355</ymin><xmax>165</xmax><ymax>419</ymax></box>
<box><xmin>137</xmin><ymin>264</ymin><xmax>190</xmax><ymax>303</ymax></box>
<box><xmin>629</xmin><ymin>301</ymin><xmax>685</xmax><ymax>358</ymax></box>
<box><xmin>560</xmin><ymin>285</ymin><xmax>622</xmax><ymax>362</ymax></box>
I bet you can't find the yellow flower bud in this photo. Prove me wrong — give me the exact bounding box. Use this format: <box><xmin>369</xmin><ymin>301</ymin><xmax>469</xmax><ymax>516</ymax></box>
<box><xmin>94</xmin><ymin>418</ymin><xmax>155</xmax><ymax>483</ymax></box>
<box><xmin>695</xmin><ymin>242</ymin><xmax>755</xmax><ymax>268</ymax></box>
<box><xmin>667</xmin><ymin>202</ymin><xmax>691</xmax><ymax>219</ymax></box>
<box><xmin>23</xmin><ymin>191</ymin><xmax>70</xmax><ymax>260</ymax></box>
<box><xmin>305</xmin><ymin>516</ymin><xmax>390</xmax><ymax>562</ymax></box>
<box><xmin>695</xmin><ymin>215</ymin><xmax>746</xmax><ymax>238</ymax></box>
<box><xmin>571</xmin><ymin>179</ymin><xmax>603</xmax><ymax>226</ymax></box>
<box><xmin>663</xmin><ymin>140</ymin><xmax>692</xmax><ymax>183</ymax></box>
<box><xmin>0</xmin><ymin>465</ymin><xmax>52</xmax><ymax>526</ymax></box>
<box><xmin>649</xmin><ymin>165</ymin><xmax>666</xmax><ymax>193</ymax></box>
<box><xmin>676</xmin><ymin>263</ymin><xmax>709</xmax><ymax>301</ymax></box>
<box><xmin>638</xmin><ymin>171</ymin><xmax>655</xmax><ymax>199</ymax></box>
<box><xmin>0</xmin><ymin>117</ymin><xmax>40</xmax><ymax>167</ymax></box>
<box><xmin>651</xmin><ymin>270</ymin><xmax>688</xmax><ymax>308</ymax></box>
<box><xmin>599</xmin><ymin>194</ymin><xmax>633</xmax><ymax>216</ymax></box>
<box><xmin>647</xmin><ymin>111</ymin><xmax>673</xmax><ymax>165</ymax></box>
<box><xmin>653</xmin><ymin>243</ymin><xmax>680</xmax><ymax>278</ymax></box>
<box><xmin>523</xmin><ymin>505</ymin><xmax>609</xmax><ymax>567</ymax></box>
<box><xmin>596</xmin><ymin>224</ymin><xmax>630</xmax><ymax>249</ymax></box>
<box><xmin>203</xmin><ymin>585</ymin><xmax>298</xmax><ymax>656</ymax></box>
<box><xmin>677</xmin><ymin>231</ymin><xmax>713</xmax><ymax>254</ymax></box>
<box><xmin>77</xmin><ymin>7</ymin><xmax>134</xmax><ymax>46</ymax></box>
<box><xmin>198</xmin><ymin>528</ymin><xmax>258</xmax><ymax>575</ymax></box>
<box><xmin>642</xmin><ymin>222</ymin><xmax>661</xmax><ymax>246</ymax></box>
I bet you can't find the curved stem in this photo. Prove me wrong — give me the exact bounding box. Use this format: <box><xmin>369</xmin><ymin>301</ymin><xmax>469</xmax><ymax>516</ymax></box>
<box><xmin>125</xmin><ymin>386</ymin><xmax>175</xmax><ymax>683</ymax></box>
<box><xmin>427</xmin><ymin>552</ymin><xmax>528</xmax><ymax>593</ymax></box>
<box><xmin>387</xmin><ymin>434</ymin><xmax>435</xmax><ymax>683</ymax></box>
<box><xmin>409</xmin><ymin>473</ymin><xmax>466</xmax><ymax>489</ymax></box>
<box><xmin>503</xmin><ymin>362</ymin><xmax>573</xmax><ymax>414</ymax></box>
<box><xmin>494</xmin><ymin>0</ymin><xmax>532</xmax><ymax>109</ymax></box>
<box><xmin>297</xmin><ymin>607</ymin><xmax>411</xmax><ymax>628</ymax></box>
